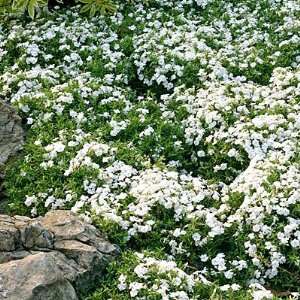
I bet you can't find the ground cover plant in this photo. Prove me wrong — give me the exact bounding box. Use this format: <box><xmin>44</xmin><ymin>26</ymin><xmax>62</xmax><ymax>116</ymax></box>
<box><xmin>1</xmin><ymin>0</ymin><xmax>300</xmax><ymax>299</ymax></box>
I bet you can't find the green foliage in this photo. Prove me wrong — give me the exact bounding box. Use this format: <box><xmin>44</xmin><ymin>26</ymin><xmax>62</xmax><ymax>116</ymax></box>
<box><xmin>79</xmin><ymin>0</ymin><xmax>116</xmax><ymax>16</ymax></box>
<box><xmin>0</xmin><ymin>0</ymin><xmax>10</xmax><ymax>9</ymax></box>
<box><xmin>0</xmin><ymin>0</ymin><xmax>117</xmax><ymax>19</ymax></box>
<box><xmin>13</xmin><ymin>0</ymin><xmax>47</xmax><ymax>18</ymax></box>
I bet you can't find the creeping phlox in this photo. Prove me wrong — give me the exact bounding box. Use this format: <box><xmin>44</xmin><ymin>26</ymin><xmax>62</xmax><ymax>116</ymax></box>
<box><xmin>117</xmin><ymin>252</ymin><xmax>202</xmax><ymax>299</ymax></box>
<box><xmin>1</xmin><ymin>0</ymin><xmax>300</xmax><ymax>299</ymax></box>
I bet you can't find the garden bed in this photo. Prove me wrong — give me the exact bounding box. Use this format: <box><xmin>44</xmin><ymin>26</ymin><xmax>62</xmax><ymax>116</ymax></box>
<box><xmin>1</xmin><ymin>1</ymin><xmax>300</xmax><ymax>299</ymax></box>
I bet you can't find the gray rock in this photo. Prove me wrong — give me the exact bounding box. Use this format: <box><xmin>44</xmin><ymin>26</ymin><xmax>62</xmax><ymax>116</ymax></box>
<box><xmin>0</xmin><ymin>102</ymin><xmax>24</xmax><ymax>212</ymax></box>
<box><xmin>0</xmin><ymin>210</ymin><xmax>119</xmax><ymax>300</ymax></box>
<box><xmin>0</xmin><ymin>102</ymin><xmax>24</xmax><ymax>169</ymax></box>
<box><xmin>20</xmin><ymin>221</ymin><xmax>54</xmax><ymax>250</ymax></box>
<box><xmin>0</xmin><ymin>215</ymin><xmax>20</xmax><ymax>251</ymax></box>
<box><xmin>39</xmin><ymin>210</ymin><xmax>119</xmax><ymax>255</ymax></box>
<box><xmin>0</xmin><ymin>250</ymin><xmax>31</xmax><ymax>264</ymax></box>
<box><xmin>0</xmin><ymin>252</ymin><xmax>78</xmax><ymax>300</ymax></box>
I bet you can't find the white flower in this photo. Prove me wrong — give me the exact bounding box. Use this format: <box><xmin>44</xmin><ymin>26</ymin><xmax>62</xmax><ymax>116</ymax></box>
<box><xmin>134</xmin><ymin>265</ymin><xmax>148</xmax><ymax>278</ymax></box>
<box><xmin>45</xmin><ymin>141</ymin><xmax>65</xmax><ymax>153</ymax></box>
<box><xmin>192</xmin><ymin>233</ymin><xmax>201</xmax><ymax>241</ymax></box>
<box><xmin>200</xmin><ymin>254</ymin><xmax>208</xmax><ymax>262</ymax></box>
<box><xmin>228</xmin><ymin>148</ymin><xmax>238</xmax><ymax>157</ymax></box>
<box><xmin>173</xmin><ymin>228</ymin><xmax>186</xmax><ymax>237</ymax></box>
<box><xmin>117</xmin><ymin>274</ymin><xmax>127</xmax><ymax>291</ymax></box>
<box><xmin>169</xmin><ymin>291</ymin><xmax>189</xmax><ymax>300</ymax></box>
<box><xmin>129</xmin><ymin>282</ymin><xmax>144</xmax><ymax>297</ymax></box>
<box><xmin>139</xmin><ymin>126</ymin><xmax>154</xmax><ymax>138</ymax></box>
<box><xmin>25</xmin><ymin>195</ymin><xmax>37</xmax><ymax>207</ymax></box>
<box><xmin>224</xmin><ymin>270</ymin><xmax>234</xmax><ymax>279</ymax></box>
<box><xmin>27</xmin><ymin>117</ymin><xmax>34</xmax><ymax>125</ymax></box>
<box><xmin>211</xmin><ymin>253</ymin><xmax>226</xmax><ymax>271</ymax></box>
<box><xmin>291</xmin><ymin>239</ymin><xmax>300</xmax><ymax>248</ymax></box>
<box><xmin>252</xmin><ymin>290</ymin><xmax>273</xmax><ymax>300</ymax></box>
<box><xmin>220</xmin><ymin>284</ymin><xmax>230</xmax><ymax>291</ymax></box>
<box><xmin>110</xmin><ymin>120</ymin><xmax>128</xmax><ymax>136</ymax></box>
<box><xmin>197</xmin><ymin>150</ymin><xmax>206</xmax><ymax>157</ymax></box>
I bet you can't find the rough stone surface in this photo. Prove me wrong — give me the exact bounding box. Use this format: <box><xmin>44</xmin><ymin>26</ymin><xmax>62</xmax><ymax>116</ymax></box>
<box><xmin>0</xmin><ymin>102</ymin><xmax>24</xmax><ymax>169</ymax></box>
<box><xmin>0</xmin><ymin>102</ymin><xmax>24</xmax><ymax>212</ymax></box>
<box><xmin>0</xmin><ymin>210</ymin><xmax>119</xmax><ymax>300</ymax></box>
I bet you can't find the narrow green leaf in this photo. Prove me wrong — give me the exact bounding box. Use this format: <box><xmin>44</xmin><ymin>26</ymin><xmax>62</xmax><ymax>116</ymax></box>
<box><xmin>27</xmin><ymin>0</ymin><xmax>35</xmax><ymax>18</ymax></box>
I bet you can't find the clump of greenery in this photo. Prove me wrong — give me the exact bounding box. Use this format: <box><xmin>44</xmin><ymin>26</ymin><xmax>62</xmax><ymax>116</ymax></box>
<box><xmin>0</xmin><ymin>0</ymin><xmax>117</xmax><ymax>18</ymax></box>
<box><xmin>79</xmin><ymin>0</ymin><xmax>116</xmax><ymax>17</ymax></box>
